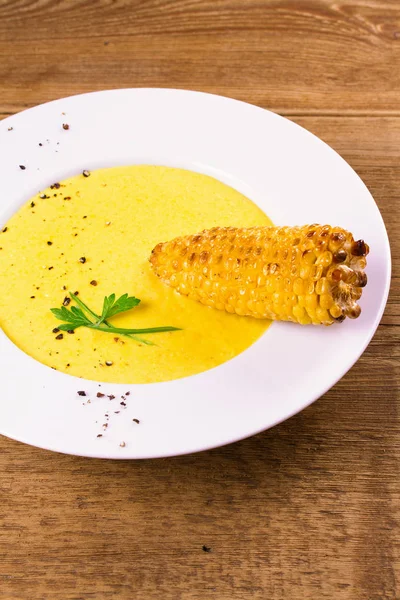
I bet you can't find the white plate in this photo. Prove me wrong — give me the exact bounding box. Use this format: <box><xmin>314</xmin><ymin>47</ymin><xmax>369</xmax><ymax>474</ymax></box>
<box><xmin>0</xmin><ymin>89</ymin><xmax>391</xmax><ymax>459</ymax></box>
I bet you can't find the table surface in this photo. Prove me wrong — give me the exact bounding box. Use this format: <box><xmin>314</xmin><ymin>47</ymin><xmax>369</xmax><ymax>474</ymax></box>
<box><xmin>0</xmin><ymin>1</ymin><xmax>399</xmax><ymax>599</ymax></box>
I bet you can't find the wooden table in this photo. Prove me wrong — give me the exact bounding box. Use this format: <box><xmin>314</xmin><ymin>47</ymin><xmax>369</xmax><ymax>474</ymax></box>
<box><xmin>0</xmin><ymin>1</ymin><xmax>399</xmax><ymax>598</ymax></box>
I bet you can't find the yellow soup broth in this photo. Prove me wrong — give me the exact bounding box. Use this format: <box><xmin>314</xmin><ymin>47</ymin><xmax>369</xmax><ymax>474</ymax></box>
<box><xmin>0</xmin><ymin>166</ymin><xmax>272</xmax><ymax>383</ymax></box>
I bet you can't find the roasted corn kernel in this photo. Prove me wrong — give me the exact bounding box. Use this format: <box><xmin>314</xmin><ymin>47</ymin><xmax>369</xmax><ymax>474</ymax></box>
<box><xmin>150</xmin><ymin>225</ymin><xmax>369</xmax><ymax>325</ymax></box>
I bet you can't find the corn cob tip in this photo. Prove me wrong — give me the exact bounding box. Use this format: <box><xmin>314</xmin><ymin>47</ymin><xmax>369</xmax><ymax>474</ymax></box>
<box><xmin>149</xmin><ymin>225</ymin><xmax>368</xmax><ymax>326</ymax></box>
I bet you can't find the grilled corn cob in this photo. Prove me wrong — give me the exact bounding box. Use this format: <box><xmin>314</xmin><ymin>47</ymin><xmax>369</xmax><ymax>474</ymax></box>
<box><xmin>149</xmin><ymin>225</ymin><xmax>369</xmax><ymax>325</ymax></box>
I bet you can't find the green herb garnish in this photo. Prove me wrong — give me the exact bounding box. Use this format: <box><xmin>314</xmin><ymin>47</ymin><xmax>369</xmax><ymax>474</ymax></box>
<box><xmin>51</xmin><ymin>292</ymin><xmax>180</xmax><ymax>344</ymax></box>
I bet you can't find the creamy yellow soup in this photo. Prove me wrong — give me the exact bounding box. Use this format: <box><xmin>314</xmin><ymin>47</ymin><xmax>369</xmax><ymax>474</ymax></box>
<box><xmin>0</xmin><ymin>166</ymin><xmax>272</xmax><ymax>383</ymax></box>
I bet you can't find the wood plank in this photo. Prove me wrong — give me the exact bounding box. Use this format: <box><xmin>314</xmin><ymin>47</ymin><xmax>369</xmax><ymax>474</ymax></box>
<box><xmin>292</xmin><ymin>116</ymin><xmax>400</xmax><ymax>166</ymax></box>
<box><xmin>0</xmin><ymin>0</ymin><xmax>400</xmax><ymax>115</ymax></box>
<box><xmin>0</xmin><ymin>116</ymin><xmax>398</xmax><ymax>599</ymax></box>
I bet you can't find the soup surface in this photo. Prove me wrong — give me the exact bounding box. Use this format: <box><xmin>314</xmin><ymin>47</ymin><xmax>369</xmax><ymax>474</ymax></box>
<box><xmin>0</xmin><ymin>166</ymin><xmax>272</xmax><ymax>383</ymax></box>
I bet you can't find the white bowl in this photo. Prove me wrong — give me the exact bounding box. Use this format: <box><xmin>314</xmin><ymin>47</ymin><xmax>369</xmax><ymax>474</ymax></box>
<box><xmin>0</xmin><ymin>89</ymin><xmax>391</xmax><ymax>458</ymax></box>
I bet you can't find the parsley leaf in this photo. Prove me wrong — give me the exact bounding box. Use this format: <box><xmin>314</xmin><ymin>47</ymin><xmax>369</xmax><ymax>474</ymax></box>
<box><xmin>100</xmin><ymin>293</ymin><xmax>141</xmax><ymax>323</ymax></box>
<box><xmin>50</xmin><ymin>291</ymin><xmax>180</xmax><ymax>342</ymax></box>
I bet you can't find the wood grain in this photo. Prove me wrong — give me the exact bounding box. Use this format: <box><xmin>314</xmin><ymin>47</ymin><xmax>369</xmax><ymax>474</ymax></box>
<box><xmin>0</xmin><ymin>1</ymin><xmax>399</xmax><ymax>599</ymax></box>
<box><xmin>0</xmin><ymin>0</ymin><xmax>400</xmax><ymax>115</ymax></box>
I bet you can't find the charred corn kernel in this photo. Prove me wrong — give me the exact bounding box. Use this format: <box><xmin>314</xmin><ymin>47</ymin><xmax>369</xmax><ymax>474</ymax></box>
<box><xmin>311</xmin><ymin>264</ymin><xmax>323</xmax><ymax>281</ymax></box>
<box><xmin>320</xmin><ymin>294</ymin><xmax>333</xmax><ymax>310</ymax></box>
<box><xmin>316</xmin><ymin>307</ymin><xmax>331</xmax><ymax>323</ymax></box>
<box><xmin>257</xmin><ymin>275</ymin><xmax>266</xmax><ymax>287</ymax></box>
<box><xmin>300</xmin><ymin>264</ymin><xmax>311</xmax><ymax>279</ymax></box>
<box><xmin>328</xmin><ymin>232</ymin><xmax>346</xmax><ymax>252</ymax></box>
<box><xmin>293</xmin><ymin>278</ymin><xmax>304</xmax><ymax>295</ymax></box>
<box><xmin>293</xmin><ymin>304</ymin><xmax>305</xmax><ymax>321</ymax></box>
<box><xmin>315</xmin><ymin>277</ymin><xmax>329</xmax><ymax>295</ymax></box>
<box><xmin>150</xmin><ymin>225</ymin><xmax>369</xmax><ymax>326</ymax></box>
<box><xmin>350</xmin><ymin>256</ymin><xmax>367</xmax><ymax>270</ymax></box>
<box><xmin>305</xmin><ymin>294</ymin><xmax>318</xmax><ymax>312</ymax></box>
<box><xmin>284</xmin><ymin>277</ymin><xmax>292</xmax><ymax>292</ymax></box>
<box><xmin>302</xmin><ymin>250</ymin><xmax>316</xmax><ymax>264</ymax></box>
<box><xmin>316</xmin><ymin>251</ymin><xmax>333</xmax><ymax>268</ymax></box>
<box><xmin>297</xmin><ymin>295</ymin><xmax>306</xmax><ymax>308</ymax></box>
<box><xmin>306</xmin><ymin>281</ymin><xmax>315</xmax><ymax>295</ymax></box>
<box><xmin>330</xmin><ymin>303</ymin><xmax>343</xmax><ymax>319</ymax></box>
